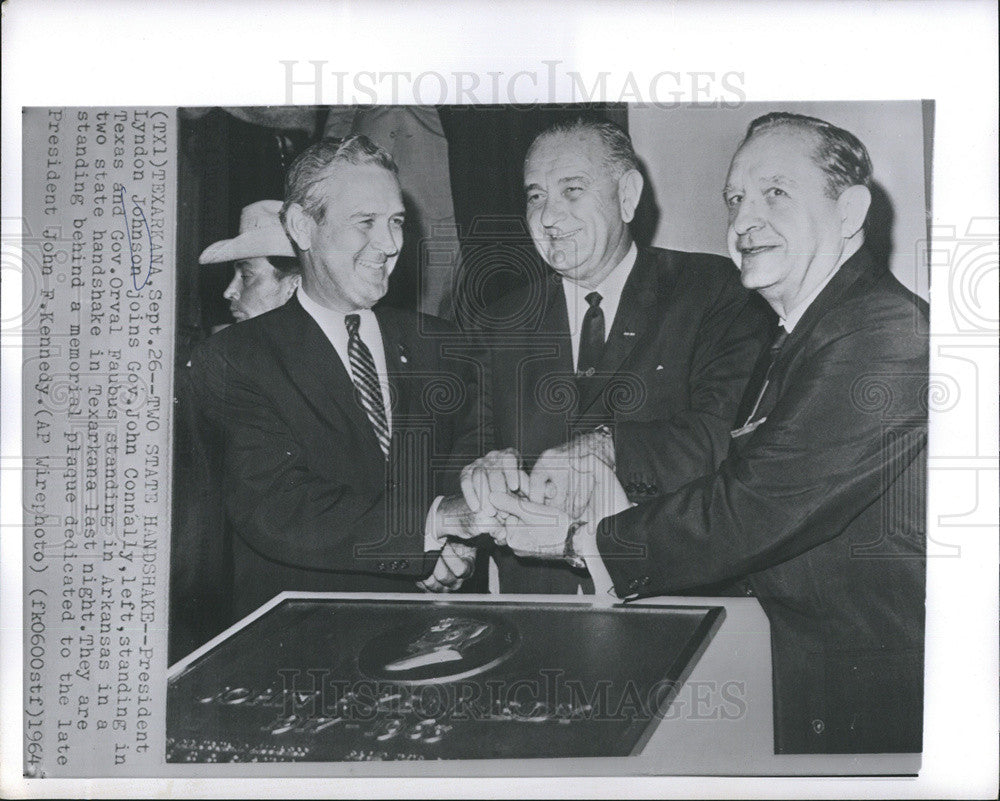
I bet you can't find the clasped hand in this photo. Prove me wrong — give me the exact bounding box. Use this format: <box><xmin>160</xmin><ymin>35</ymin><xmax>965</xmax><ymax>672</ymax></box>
<box><xmin>455</xmin><ymin>435</ymin><xmax>630</xmax><ymax>561</ymax></box>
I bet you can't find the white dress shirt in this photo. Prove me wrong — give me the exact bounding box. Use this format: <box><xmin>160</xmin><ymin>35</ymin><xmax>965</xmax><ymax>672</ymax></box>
<box><xmin>296</xmin><ymin>288</ymin><xmax>392</xmax><ymax>433</ymax></box>
<box><xmin>562</xmin><ymin>242</ymin><xmax>638</xmax><ymax>368</ymax></box>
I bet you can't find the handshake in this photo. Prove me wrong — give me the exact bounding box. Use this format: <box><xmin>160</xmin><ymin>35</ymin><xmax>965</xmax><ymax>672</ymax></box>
<box><xmin>418</xmin><ymin>429</ymin><xmax>631</xmax><ymax>592</ymax></box>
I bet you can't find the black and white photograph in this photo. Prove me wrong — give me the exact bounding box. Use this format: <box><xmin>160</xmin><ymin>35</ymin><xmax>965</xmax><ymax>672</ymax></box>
<box><xmin>2</xmin><ymin>1</ymin><xmax>997</xmax><ymax>798</ymax></box>
<box><xmin>164</xmin><ymin>100</ymin><xmax>929</xmax><ymax>770</ymax></box>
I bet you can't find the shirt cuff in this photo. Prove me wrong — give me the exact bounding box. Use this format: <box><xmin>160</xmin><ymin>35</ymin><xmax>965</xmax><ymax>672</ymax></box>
<box><xmin>424</xmin><ymin>494</ymin><xmax>446</xmax><ymax>553</ymax></box>
<box><xmin>577</xmin><ymin>525</ymin><xmax>616</xmax><ymax>601</ymax></box>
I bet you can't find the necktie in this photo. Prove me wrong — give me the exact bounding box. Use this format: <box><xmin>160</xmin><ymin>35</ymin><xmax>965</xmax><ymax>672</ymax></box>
<box><xmin>577</xmin><ymin>291</ymin><xmax>605</xmax><ymax>376</ymax></box>
<box><xmin>739</xmin><ymin>327</ymin><xmax>788</xmax><ymax>428</ymax></box>
<box><xmin>345</xmin><ymin>314</ymin><xmax>390</xmax><ymax>458</ymax></box>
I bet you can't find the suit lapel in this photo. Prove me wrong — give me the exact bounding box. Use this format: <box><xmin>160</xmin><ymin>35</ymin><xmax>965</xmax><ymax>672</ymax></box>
<box><xmin>753</xmin><ymin>247</ymin><xmax>881</xmax><ymax>425</ymax></box>
<box><xmin>576</xmin><ymin>249</ymin><xmax>666</xmax><ymax>416</ymax></box>
<box><xmin>273</xmin><ymin>296</ymin><xmax>383</xmax><ymax>455</ymax></box>
<box><xmin>541</xmin><ymin>276</ymin><xmax>574</xmax><ymax>363</ymax></box>
<box><xmin>375</xmin><ymin>306</ymin><xmax>412</xmax><ymax>423</ymax></box>
<box><xmin>515</xmin><ymin>278</ymin><xmax>575</xmax><ymax>448</ymax></box>
<box><xmin>780</xmin><ymin>247</ymin><xmax>879</xmax><ymax>360</ymax></box>
<box><xmin>537</xmin><ymin>275</ymin><xmax>575</xmax><ymax>393</ymax></box>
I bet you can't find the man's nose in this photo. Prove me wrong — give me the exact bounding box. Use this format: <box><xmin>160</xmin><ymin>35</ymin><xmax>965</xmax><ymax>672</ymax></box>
<box><xmin>732</xmin><ymin>196</ymin><xmax>764</xmax><ymax>235</ymax></box>
<box><xmin>539</xmin><ymin>195</ymin><xmax>565</xmax><ymax>229</ymax></box>
<box><xmin>223</xmin><ymin>274</ymin><xmax>240</xmax><ymax>300</ymax></box>
<box><xmin>370</xmin><ymin>221</ymin><xmax>401</xmax><ymax>257</ymax></box>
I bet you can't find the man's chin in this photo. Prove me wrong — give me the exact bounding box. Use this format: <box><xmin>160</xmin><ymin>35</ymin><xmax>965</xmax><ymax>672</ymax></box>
<box><xmin>360</xmin><ymin>281</ymin><xmax>389</xmax><ymax>307</ymax></box>
<box><xmin>737</xmin><ymin>269</ymin><xmax>779</xmax><ymax>296</ymax></box>
<box><xmin>541</xmin><ymin>243</ymin><xmax>583</xmax><ymax>273</ymax></box>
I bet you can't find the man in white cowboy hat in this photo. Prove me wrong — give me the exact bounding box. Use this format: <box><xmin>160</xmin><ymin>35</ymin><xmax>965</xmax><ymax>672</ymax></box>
<box><xmin>198</xmin><ymin>199</ymin><xmax>302</xmax><ymax>325</ymax></box>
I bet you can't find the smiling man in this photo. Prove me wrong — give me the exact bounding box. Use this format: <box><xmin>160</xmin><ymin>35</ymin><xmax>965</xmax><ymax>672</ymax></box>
<box><xmin>494</xmin><ymin>113</ymin><xmax>929</xmax><ymax>754</ymax></box>
<box><xmin>462</xmin><ymin>118</ymin><xmax>772</xmax><ymax>594</ymax></box>
<box><xmin>186</xmin><ymin>136</ymin><xmax>483</xmax><ymax>620</ymax></box>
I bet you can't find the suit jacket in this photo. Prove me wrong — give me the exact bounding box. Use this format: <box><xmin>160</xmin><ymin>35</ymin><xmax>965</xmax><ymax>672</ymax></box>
<box><xmin>186</xmin><ymin>296</ymin><xmax>483</xmax><ymax>621</ymax></box>
<box><xmin>169</xmin><ymin>365</ymin><xmax>233</xmax><ymax>661</ymax></box>
<box><xmin>600</xmin><ymin>248</ymin><xmax>928</xmax><ymax>753</ymax></box>
<box><xmin>479</xmin><ymin>246</ymin><xmax>773</xmax><ymax>593</ymax></box>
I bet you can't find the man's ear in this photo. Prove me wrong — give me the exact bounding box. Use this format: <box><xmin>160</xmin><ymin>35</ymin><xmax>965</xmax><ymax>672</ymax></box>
<box><xmin>837</xmin><ymin>184</ymin><xmax>871</xmax><ymax>239</ymax></box>
<box><xmin>618</xmin><ymin>169</ymin><xmax>644</xmax><ymax>223</ymax></box>
<box><xmin>284</xmin><ymin>203</ymin><xmax>315</xmax><ymax>252</ymax></box>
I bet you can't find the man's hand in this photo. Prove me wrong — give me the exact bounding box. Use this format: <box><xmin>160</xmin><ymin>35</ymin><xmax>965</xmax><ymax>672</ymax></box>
<box><xmin>432</xmin><ymin>493</ymin><xmax>485</xmax><ymax>540</ymax></box>
<box><xmin>490</xmin><ymin>456</ymin><xmax>631</xmax><ymax>560</ymax></box>
<box><xmin>527</xmin><ymin>429</ymin><xmax>615</xmax><ymax>519</ymax></box>
<box><xmin>487</xmin><ymin>491</ymin><xmax>574</xmax><ymax>559</ymax></box>
<box><xmin>417</xmin><ymin>541</ymin><xmax>477</xmax><ymax>593</ymax></box>
<box><xmin>460</xmin><ymin>448</ymin><xmax>529</xmax><ymax>544</ymax></box>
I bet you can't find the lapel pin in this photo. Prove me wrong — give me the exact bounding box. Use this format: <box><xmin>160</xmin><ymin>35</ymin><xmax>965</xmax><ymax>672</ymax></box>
<box><xmin>656</xmin><ymin>364</ymin><xmax>664</xmax><ymax>371</ymax></box>
<box><xmin>623</xmin><ymin>330</ymin><xmax>636</xmax><ymax>337</ymax></box>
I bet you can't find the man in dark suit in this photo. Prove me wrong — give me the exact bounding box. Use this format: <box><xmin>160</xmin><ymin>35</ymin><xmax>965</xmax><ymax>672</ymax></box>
<box><xmin>462</xmin><ymin>118</ymin><xmax>772</xmax><ymax>594</ymax></box>
<box><xmin>492</xmin><ymin>113</ymin><xmax>928</xmax><ymax>754</ymax></box>
<box><xmin>187</xmin><ymin>136</ymin><xmax>483</xmax><ymax>621</ymax></box>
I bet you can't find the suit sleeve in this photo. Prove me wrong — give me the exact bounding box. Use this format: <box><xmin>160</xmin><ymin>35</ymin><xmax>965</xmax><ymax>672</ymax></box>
<box><xmin>613</xmin><ymin>270</ymin><xmax>774</xmax><ymax>494</ymax></box>
<box><xmin>187</xmin><ymin>344</ymin><xmax>438</xmax><ymax>579</ymax></box>
<box><xmin>599</xmin><ymin>309</ymin><xmax>927</xmax><ymax>594</ymax></box>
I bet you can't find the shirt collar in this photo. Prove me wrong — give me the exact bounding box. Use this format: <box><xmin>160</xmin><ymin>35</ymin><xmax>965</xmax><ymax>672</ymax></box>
<box><xmin>297</xmin><ymin>287</ymin><xmax>376</xmax><ymax>332</ymax></box>
<box><xmin>562</xmin><ymin>242</ymin><xmax>638</xmax><ymax>310</ymax></box>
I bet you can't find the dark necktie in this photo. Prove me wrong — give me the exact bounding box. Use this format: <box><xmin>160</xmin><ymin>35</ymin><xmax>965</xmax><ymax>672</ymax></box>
<box><xmin>739</xmin><ymin>327</ymin><xmax>788</xmax><ymax>428</ymax></box>
<box><xmin>345</xmin><ymin>314</ymin><xmax>390</xmax><ymax>458</ymax></box>
<box><xmin>577</xmin><ymin>291</ymin><xmax>605</xmax><ymax>376</ymax></box>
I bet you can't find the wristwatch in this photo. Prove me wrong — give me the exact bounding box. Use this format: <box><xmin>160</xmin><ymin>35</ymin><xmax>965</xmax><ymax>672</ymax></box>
<box><xmin>563</xmin><ymin>520</ymin><xmax>589</xmax><ymax>570</ymax></box>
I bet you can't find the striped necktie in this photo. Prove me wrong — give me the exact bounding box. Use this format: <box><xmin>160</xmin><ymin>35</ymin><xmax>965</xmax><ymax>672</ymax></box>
<box><xmin>345</xmin><ymin>314</ymin><xmax>390</xmax><ymax>458</ymax></box>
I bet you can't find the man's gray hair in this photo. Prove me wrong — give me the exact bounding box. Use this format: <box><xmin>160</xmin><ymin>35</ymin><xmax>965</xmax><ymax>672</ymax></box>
<box><xmin>280</xmin><ymin>134</ymin><xmax>399</xmax><ymax>226</ymax></box>
<box><xmin>527</xmin><ymin>117</ymin><xmax>641</xmax><ymax>180</ymax></box>
<box><xmin>743</xmin><ymin>112</ymin><xmax>873</xmax><ymax>198</ymax></box>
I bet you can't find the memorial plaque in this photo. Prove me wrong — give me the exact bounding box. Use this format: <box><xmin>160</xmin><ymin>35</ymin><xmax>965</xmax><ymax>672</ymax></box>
<box><xmin>167</xmin><ymin>598</ymin><xmax>724</xmax><ymax>761</ymax></box>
